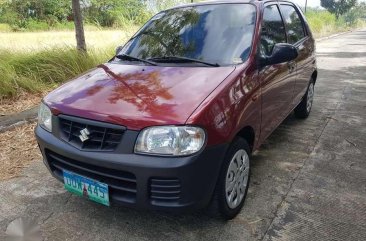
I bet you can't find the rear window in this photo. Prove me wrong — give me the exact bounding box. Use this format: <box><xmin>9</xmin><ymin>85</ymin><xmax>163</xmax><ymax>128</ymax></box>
<box><xmin>120</xmin><ymin>4</ymin><xmax>257</xmax><ymax>66</ymax></box>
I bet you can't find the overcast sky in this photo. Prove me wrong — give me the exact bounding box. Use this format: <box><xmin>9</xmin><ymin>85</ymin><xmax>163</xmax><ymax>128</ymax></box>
<box><xmin>292</xmin><ymin>0</ymin><xmax>366</xmax><ymax>8</ymax></box>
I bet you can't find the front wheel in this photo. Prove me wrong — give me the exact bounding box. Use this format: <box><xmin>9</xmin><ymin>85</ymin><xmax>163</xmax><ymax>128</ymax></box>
<box><xmin>294</xmin><ymin>80</ymin><xmax>315</xmax><ymax>119</ymax></box>
<box><xmin>213</xmin><ymin>138</ymin><xmax>251</xmax><ymax>220</ymax></box>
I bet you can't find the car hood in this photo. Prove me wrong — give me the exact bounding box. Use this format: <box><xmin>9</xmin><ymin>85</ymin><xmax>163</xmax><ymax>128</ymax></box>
<box><xmin>45</xmin><ymin>63</ymin><xmax>235</xmax><ymax>130</ymax></box>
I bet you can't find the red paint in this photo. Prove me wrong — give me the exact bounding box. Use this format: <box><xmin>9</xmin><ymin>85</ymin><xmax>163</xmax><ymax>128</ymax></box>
<box><xmin>44</xmin><ymin>63</ymin><xmax>235</xmax><ymax>130</ymax></box>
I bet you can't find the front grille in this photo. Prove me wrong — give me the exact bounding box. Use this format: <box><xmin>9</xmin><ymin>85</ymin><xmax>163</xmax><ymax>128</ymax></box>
<box><xmin>59</xmin><ymin>116</ymin><xmax>124</xmax><ymax>151</ymax></box>
<box><xmin>46</xmin><ymin>150</ymin><xmax>137</xmax><ymax>204</ymax></box>
<box><xmin>150</xmin><ymin>178</ymin><xmax>181</xmax><ymax>204</ymax></box>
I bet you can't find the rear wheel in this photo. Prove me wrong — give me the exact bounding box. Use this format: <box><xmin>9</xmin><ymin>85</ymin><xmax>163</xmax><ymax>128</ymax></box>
<box><xmin>294</xmin><ymin>80</ymin><xmax>315</xmax><ymax>119</ymax></box>
<box><xmin>212</xmin><ymin>138</ymin><xmax>251</xmax><ymax>220</ymax></box>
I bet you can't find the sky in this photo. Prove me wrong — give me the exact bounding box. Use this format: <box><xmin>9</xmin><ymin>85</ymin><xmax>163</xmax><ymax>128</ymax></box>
<box><xmin>292</xmin><ymin>0</ymin><xmax>366</xmax><ymax>8</ymax></box>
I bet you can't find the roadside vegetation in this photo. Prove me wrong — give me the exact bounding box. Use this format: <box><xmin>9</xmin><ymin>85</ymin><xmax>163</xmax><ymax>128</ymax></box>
<box><xmin>305</xmin><ymin>7</ymin><xmax>366</xmax><ymax>38</ymax></box>
<box><xmin>0</xmin><ymin>0</ymin><xmax>365</xmax><ymax>103</ymax></box>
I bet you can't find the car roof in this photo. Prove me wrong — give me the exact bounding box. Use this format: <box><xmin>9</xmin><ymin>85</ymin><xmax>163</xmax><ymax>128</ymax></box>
<box><xmin>167</xmin><ymin>0</ymin><xmax>296</xmax><ymax>10</ymax></box>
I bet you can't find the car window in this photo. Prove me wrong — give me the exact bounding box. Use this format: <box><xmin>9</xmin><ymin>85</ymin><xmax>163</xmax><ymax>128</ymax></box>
<box><xmin>260</xmin><ymin>5</ymin><xmax>287</xmax><ymax>56</ymax></box>
<box><xmin>280</xmin><ymin>4</ymin><xmax>305</xmax><ymax>44</ymax></box>
<box><xmin>120</xmin><ymin>4</ymin><xmax>256</xmax><ymax>66</ymax></box>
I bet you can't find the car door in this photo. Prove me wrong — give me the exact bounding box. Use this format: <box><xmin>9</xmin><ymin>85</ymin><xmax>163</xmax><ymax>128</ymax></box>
<box><xmin>279</xmin><ymin>3</ymin><xmax>314</xmax><ymax>107</ymax></box>
<box><xmin>258</xmin><ymin>4</ymin><xmax>297</xmax><ymax>143</ymax></box>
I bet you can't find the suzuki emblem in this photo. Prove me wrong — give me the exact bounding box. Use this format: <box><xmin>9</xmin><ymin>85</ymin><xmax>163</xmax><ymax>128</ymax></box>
<box><xmin>79</xmin><ymin>128</ymin><xmax>90</xmax><ymax>142</ymax></box>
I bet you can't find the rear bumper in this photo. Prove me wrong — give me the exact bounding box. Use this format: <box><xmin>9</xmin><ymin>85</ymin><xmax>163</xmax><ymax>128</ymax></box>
<box><xmin>35</xmin><ymin>125</ymin><xmax>228</xmax><ymax>212</ymax></box>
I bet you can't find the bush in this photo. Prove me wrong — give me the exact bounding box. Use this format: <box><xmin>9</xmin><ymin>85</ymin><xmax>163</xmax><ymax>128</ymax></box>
<box><xmin>0</xmin><ymin>23</ymin><xmax>11</xmax><ymax>32</ymax></box>
<box><xmin>52</xmin><ymin>21</ymin><xmax>75</xmax><ymax>31</ymax></box>
<box><xmin>305</xmin><ymin>9</ymin><xmax>353</xmax><ymax>37</ymax></box>
<box><xmin>26</xmin><ymin>19</ymin><xmax>50</xmax><ymax>31</ymax></box>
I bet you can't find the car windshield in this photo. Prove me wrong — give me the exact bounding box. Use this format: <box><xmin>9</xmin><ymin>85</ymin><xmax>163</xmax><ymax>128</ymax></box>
<box><xmin>119</xmin><ymin>3</ymin><xmax>256</xmax><ymax>66</ymax></box>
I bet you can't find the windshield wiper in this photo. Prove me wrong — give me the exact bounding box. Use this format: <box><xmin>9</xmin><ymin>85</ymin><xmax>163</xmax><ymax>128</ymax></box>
<box><xmin>148</xmin><ymin>56</ymin><xmax>220</xmax><ymax>67</ymax></box>
<box><xmin>116</xmin><ymin>54</ymin><xmax>157</xmax><ymax>66</ymax></box>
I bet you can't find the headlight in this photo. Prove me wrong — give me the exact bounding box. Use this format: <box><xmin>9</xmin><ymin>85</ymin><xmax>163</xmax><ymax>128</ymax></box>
<box><xmin>135</xmin><ymin>126</ymin><xmax>206</xmax><ymax>156</ymax></box>
<box><xmin>38</xmin><ymin>102</ymin><xmax>52</xmax><ymax>132</ymax></box>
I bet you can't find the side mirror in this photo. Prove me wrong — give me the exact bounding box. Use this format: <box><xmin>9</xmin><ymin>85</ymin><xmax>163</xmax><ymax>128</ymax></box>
<box><xmin>260</xmin><ymin>43</ymin><xmax>298</xmax><ymax>67</ymax></box>
<box><xmin>115</xmin><ymin>46</ymin><xmax>123</xmax><ymax>56</ymax></box>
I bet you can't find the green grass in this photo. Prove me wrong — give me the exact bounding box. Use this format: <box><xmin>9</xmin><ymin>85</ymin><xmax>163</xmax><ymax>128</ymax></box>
<box><xmin>305</xmin><ymin>10</ymin><xmax>366</xmax><ymax>38</ymax></box>
<box><xmin>0</xmin><ymin>20</ymin><xmax>102</xmax><ymax>32</ymax></box>
<box><xmin>0</xmin><ymin>23</ymin><xmax>11</xmax><ymax>32</ymax></box>
<box><xmin>0</xmin><ymin>47</ymin><xmax>114</xmax><ymax>98</ymax></box>
<box><xmin>0</xmin><ymin>28</ymin><xmax>137</xmax><ymax>99</ymax></box>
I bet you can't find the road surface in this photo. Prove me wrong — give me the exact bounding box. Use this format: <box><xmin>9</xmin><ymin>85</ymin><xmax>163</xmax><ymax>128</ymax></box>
<box><xmin>1</xmin><ymin>29</ymin><xmax>366</xmax><ymax>241</ymax></box>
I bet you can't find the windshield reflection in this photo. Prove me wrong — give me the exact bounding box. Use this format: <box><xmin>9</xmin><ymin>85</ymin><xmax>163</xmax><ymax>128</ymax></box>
<box><xmin>86</xmin><ymin>64</ymin><xmax>176</xmax><ymax>117</ymax></box>
<box><xmin>120</xmin><ymin>4</ymin><xmax>256</xmax><ymax>66</ymax></box>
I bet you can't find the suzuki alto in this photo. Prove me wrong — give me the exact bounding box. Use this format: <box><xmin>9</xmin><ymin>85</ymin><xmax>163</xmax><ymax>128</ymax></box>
<box><xmin>36</xmin><ymin>0</ymin><xmax>317</xmax><ymax>219</ymax></box>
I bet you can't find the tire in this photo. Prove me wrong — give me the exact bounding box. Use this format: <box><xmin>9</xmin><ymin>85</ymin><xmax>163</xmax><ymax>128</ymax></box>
<box><xmin>294</xmin><ymin>80</ymin><xmax>315</xmax><ymax>119</ymax></box>
<box><xmin>211</xmin><ymin>137</ymin><xmax>251</xmax><ymax>220</ymax></box>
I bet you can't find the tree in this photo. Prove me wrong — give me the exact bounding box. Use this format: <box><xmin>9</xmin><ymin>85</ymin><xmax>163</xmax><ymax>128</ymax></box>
<box><xmin>72</xmin><ymin>0</ymin><xmax>86</xmax><ymax>52</ymax></box>
<box><xmin>84</xmin><ymin>0</ymin><xmax>149</xmax><ymax>27</ymax></box>
<box><xmin>321</xmin><ymin>0</ymin><xmax>357</xmax><ymax>19</ymax></box>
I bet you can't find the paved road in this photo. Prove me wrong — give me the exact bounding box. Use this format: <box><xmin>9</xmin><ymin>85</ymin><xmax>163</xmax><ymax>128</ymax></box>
<box><xmin>1</xmin><ymin>30</ymin><xmax>365</xmax><ymax>241</ymax></box>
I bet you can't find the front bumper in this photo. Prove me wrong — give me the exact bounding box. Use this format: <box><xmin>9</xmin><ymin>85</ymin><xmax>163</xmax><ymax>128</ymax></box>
<box><xmin>35</xmin><ymin>125</ymin><xmax>228</xmax><ymax>212</ymax></box>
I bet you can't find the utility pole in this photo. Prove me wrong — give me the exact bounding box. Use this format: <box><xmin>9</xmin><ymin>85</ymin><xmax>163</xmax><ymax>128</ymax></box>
<box><xmin>305</xmin><ymin>0</ymin><xmax>308</xmax><ymax>13</ymax></box>
<box><xmin>72</xmin><ymin>0</ymin><xmax>87</xmax><ymax>52</ymax></box>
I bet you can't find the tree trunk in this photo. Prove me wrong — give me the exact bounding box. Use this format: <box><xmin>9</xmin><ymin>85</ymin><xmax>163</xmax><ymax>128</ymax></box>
<box><xmin>72</xmin><ymin>0</ymin><xmax>86</xmax><ymax>52</ymax></box>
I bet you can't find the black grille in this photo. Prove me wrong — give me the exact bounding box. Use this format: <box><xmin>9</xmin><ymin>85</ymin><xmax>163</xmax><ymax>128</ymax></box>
<box><xmin>150</xmin><ymin>178</ymin><xmax>181</xmax><ymax>204</ymax></box>
<box><xmin>59</xmin><ymin>116</ymin><xmax>124</xmax><ymax>151</ymax></box>
<box><xmin>46</xmin><ymin>150</ymin><xmax>137</xmax><ymax>204</ymax></box>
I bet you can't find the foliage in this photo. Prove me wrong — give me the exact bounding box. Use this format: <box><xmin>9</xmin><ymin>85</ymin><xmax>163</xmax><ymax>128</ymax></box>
<box><xmin>0</xmin><ymin>0</ymin><xmax>71</xmax><ymax>30</ymax></box>
<box><xmin>343</xmin><ymin>2</ymin><xmax>366</xmax><ymax>25</ymax></box>
<box><xmin>146</xmin><ymin>0</ymin><xmax>191</xmax><ymax>12</ymax></box>
<box><xmin>305</xmin><ymin>3</ymin><xmax>366</xmax><ymax>38</ymax></box>
<box><xmin>0</xmin><ymin>47</ymin><xmax>113</xmax><ymax>98</ymax></box>
<box><xmin>83</xmin><ymin>0</ymin><xmax>151</xmax><ymax>27</ymax></box>
<box><xmin>0</xmin><ymin>0</ymin><xmax>155</xmax><ymax>30</ymax></box>
<box><xmin>0</xmin><ymin>23</ymin><xmax>11</xmax><ymax>32</ymax></box>
<box><xmin>305</xmin><ymin>9</ymin><xmax>348</xmax><ymax>37</ymax></box>
<box><xmin>320</xmin><ymin>0</ymin><xmax>357</xmax><ymax>19</ymax></box>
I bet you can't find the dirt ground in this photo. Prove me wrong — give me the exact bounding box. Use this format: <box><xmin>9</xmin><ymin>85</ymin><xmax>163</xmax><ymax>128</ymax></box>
<box><xmin>0</xmin><ymin>122</ymin><xmax>40</xmax><ymax>181</ymax></box>
<box><xmin>0</xmin><ymin>93</ymin><xmax>43</xmax><ymax>116</ymax></box>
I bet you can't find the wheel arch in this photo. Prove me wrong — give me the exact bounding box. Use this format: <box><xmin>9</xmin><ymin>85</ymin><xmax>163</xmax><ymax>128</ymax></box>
<box><xmin>311</xmin><ymin>70</ymin><xmax>318</xmax><ymax>84</ymax></box>
<box><xmin>236</xmin><ymin>126</ymin><xmax>255</xmax><ymax>153</ymax></box>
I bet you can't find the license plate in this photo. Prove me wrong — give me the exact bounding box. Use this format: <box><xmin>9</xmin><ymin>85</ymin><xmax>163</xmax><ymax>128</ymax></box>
<box><xmin>63</xmin><ymin>170</ymin><xmax>110</xmax><ymax>206</ymax></box>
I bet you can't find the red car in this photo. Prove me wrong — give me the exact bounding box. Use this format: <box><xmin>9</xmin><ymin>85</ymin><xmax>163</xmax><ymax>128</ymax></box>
<box><xmin>36</xmin><ymin>0</ymin><xmax>316</xmax><ymax>219</ymax></box>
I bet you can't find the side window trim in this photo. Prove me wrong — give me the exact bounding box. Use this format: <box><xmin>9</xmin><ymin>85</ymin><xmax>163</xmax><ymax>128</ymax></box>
<box><xmin>278</xmin><ymin>3</ymin><xmax>307</xmax><ymax>44</ymax></box>
<box><xmin>275</xmin><ymin>3</ymin><xmax>289</xmax><ymax>44</ymax></box>
<box><xmin>259</xmin><ymin>3</ymin><xmax>288</xmax><ymax>56</ymax></box>
<box><xmin>262</xmin><ymin>3</ymin><xmax>287</xmax><ymax>33</ymax></box>
<box><xmin>291</xmin><ymin>3</ymin><xmax>310</xmax><ymax>36</ymax></box>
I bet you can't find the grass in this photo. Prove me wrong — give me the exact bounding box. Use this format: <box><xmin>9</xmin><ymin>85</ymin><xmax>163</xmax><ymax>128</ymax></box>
<box><xmin>0</xmin><ymin>23</ymin><xmax>12</xmax><ymax>32</ymax></box>
<box><xmin>0</xmin><ymin>27</ymin><xmax>137</xmax><ymax>51</ymax></box>
<box><xmin>0</xmin><ymin>28</ymin><xmax>137</xmax><ymax>99</ymax></box>
<box><xmin>305</xmin><ymin>10</ymin><xmax>366</xmax><ymax>38</ymax></box>
<box><xmin>0</xmin><ymin>47</ymin><xmax>111</xmax><ymax>97</ymax></box>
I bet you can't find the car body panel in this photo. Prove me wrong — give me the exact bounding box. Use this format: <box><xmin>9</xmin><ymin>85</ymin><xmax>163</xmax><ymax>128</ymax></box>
<box><xmin>44</xmin><ymin>63</ymin><xmax>235</xmax><ymax>130</ymax></box>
